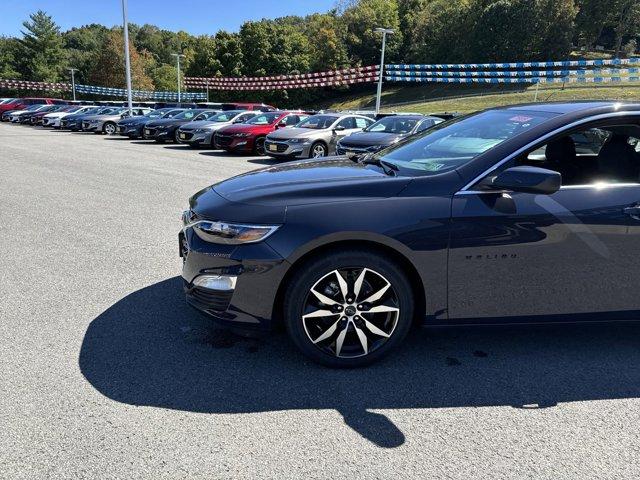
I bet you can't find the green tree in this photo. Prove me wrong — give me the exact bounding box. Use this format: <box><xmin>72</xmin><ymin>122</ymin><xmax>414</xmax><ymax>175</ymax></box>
<box><xmin>341</xmin><ymin>0</ymin><xmax>403</xmax><ymax>65</ymax></box>
<box><xmin>214</xmin><ymin>31</ymin><xmax>243</xmax><ymax>77</ymax></box>
<box><xmin>305</xmin><ymin>13</ymin><xmax>350</xmax><ymax>71</ymax></box>
<box><xmin>88</xmin><ymin>29</ymin><xmax>154</xmax><ymax>91</ymax></box>
<box><xmin>17</xmin><ymin>10</ymin><xmax>66</xmax><ymax>82</ymax></box>
<box><xmin>0</xmin><ymin>37</ymin><xmax>21</xmax><ymax>78</ymax></box>
<box><xmin>150</xmin><ymin>63</ymin><xmax>179</xmax><ymax>91</ymax></box>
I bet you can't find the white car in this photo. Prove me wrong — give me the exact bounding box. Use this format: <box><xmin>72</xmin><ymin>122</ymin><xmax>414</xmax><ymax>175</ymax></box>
<box><xmin>176</xmin><ymin>110</ymin><xmax>258</xmax><ymax>147</ymax></box>
<box><xmin>42</xmin><ymin>106</ymin><xmax>96</xmax><ymax>128</ymax></box>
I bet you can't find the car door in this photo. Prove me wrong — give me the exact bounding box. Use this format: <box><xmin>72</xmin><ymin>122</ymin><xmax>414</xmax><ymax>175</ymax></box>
<box><xmin>329</xmin><ymin>117</ymin><xmax>356</xmax><ymax>150</ymax></box>
<box><xmin>448</xmin><ymin>121</ymin><xmax>640</xmax><ymax>321</ymax></box>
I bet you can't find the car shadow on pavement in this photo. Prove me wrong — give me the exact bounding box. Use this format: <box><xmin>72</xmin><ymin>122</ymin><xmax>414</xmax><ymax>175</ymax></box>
<box><xmin>80</xmin><ymin>276</ymin><xmax>640</xmax><ymax>449</ymax></box>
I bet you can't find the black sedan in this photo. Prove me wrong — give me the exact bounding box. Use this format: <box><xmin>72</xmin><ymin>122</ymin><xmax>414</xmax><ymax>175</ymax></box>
<box><xmin>142</xmin><ymin>109</ymin><xmax>217</xmax><ymax>143</ymax></box>
<box><xmin>336</xmin><ymin>114</ymin><xmax>443</xmax><ymax>155</ymax></box>
<box><xmin>180</xmin><ymin>101</ymin><xmax>640</xmax><ymax>367</ymax></box>
<box><xmin>116</xmin><ymin>108</ymin><xmax>184</xmax><ymax>139</ymax></box>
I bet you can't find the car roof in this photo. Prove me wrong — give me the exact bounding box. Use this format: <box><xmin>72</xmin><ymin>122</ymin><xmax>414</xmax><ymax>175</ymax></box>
<box><xmin>493</xmin><ymin>101</ymin><xmax>640</xmax><ymax>115</ymax></box>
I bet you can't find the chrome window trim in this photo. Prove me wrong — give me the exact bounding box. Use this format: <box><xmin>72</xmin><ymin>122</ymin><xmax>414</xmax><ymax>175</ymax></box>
<box><xmin>456</xmin><ymin>111</ymin><xmax>640</xmax><ymax>195</ymax></box>
<box><xmin>456</xmin><ymin>183</ymin><xmax>640</xmax><ymax>196</ymax></box>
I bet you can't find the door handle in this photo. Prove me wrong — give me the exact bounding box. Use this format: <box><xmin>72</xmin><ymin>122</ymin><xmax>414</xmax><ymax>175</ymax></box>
<box><xmin>624</xmin><ymin>205</ymin><xmax>640</xmax><ymax>218</ymax></box>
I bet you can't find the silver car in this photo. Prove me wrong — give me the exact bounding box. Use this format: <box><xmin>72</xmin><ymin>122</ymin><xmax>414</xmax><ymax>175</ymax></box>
<box><xmin>264</xmin><ymin>113</ymin><xmax>375</xmax><ymax>158</ymax></box>
<box><xmin>176</xmin><ymin>110</ymin><xmax>256</xmax><ymax>147</ymax></box>
<box><xmin>82</xmin><ymin>107</ymin><xmax>154</xmax><ymax>134</ymax></box>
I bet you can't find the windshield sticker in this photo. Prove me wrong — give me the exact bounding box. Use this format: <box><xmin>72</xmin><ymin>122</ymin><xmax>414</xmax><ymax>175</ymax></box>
<box><xmin>509</xmin><ymin>115</ymin><xmax>534</xmax><ymax>123</ymax></box>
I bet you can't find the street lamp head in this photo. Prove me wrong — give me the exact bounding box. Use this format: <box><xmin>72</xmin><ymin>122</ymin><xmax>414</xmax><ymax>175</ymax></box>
<box><xmin>374</xmin><ymin>28</ymin><xmax>395</xmax><ymax>34</ymax></box>
<box><xmin>171</xmin><ymin>53</ymin><xmax>186</xmax><ymax>58</ymax></box>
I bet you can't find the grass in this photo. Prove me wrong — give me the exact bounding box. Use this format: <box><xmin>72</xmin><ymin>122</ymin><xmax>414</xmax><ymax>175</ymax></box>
<box><xmin>322</xmin><ymin>81</ymin><xmax>640</xmax><ymax>114</ymax></box>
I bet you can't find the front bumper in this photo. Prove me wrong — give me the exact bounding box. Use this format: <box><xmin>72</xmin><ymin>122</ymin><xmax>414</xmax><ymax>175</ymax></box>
<box><xmin>82</xmin><ymin>121</ymin><xmax>102</xmax><ymax>132</ymax></box>
<box><xmin>143</xmin><ymin>126</ymin><xmax>171</xmax><ymax>140</ymax></box>
<box><xmin>118</xmin><ymin>124</ymin><xmax>142</xmax><ymax>137</ymax></box>
<box><xmin>264</xmin><ymin>139</ymin><xmax>310</xmax><ymax>158</ymax></box>
<box><xmin>214</xmin><ymin>133</ymin><xmax>254</xmax><ymax>152</ymax></box>
<box><xmin>177</xmin><ymin>129</ymin><xmax>214</xmax><ymax>146</ymax></box>
<box><xmin>180</xmin><ymin>225</ymin><xmax>288</xmax><ymax>331</ymax></box>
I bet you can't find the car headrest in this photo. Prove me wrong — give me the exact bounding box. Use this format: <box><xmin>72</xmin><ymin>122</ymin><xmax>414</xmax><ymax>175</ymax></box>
<box><xmin>545</xmin><ymin>136</ymin><xmax>576</xmax><ymax>164</ymax></box>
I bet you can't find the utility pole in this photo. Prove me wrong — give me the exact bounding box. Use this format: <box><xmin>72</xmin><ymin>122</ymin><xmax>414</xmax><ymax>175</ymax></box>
<box><xmin>68</xmin><ymin>68</ymin><xmax>78</xmax><ymax>101</ymax></box>
<box><xmin>374</xmin><ymin>28</ymin><xmax>394</xmax><ymax>116</ymax></box>
<box><xmin>121</xmin><ymin>0</ymin><xmax>133</xmax><ymax>115</ymax></box>
<box><xmin>172</xmin><ymin>53</ymin><xmax>186</xmax><ymax>104</ymax></box>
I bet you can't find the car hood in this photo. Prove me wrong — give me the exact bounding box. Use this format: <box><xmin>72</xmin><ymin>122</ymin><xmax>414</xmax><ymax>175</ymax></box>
<box><xmin>339</xmin><ymin>131</ymin><xmax>404</xmax><ymax>147</ymax></box>
<box><xmin>203</xmin><ymin>157</ymin><xmax>411</xmax><ymax>208</ymax></box>
<box><xmin>44</xmin><ymin>112</ymin><xmax>71</xmax><ymax>118</ymax></box>
<box><xmin>218</xmin><ymin>123</ymin><xmax>271</xmax><ymax>135</ymax></box>
<box><xmin>118</xmin><ymin>116</ymin><xmax>151</xmax><ymax>126</ymax></box>
<box><xmin>145</xmin><ymin>118</ymin><xmax>192</xmax><ymax>128</ymax></box>
<box><xmin>8</xmin><ymin>110</ymin><xmax>28</xmax><ymax>115</ymax></box>
<box><xmin>267</xmin><ymin>127</ymin><xmax>328</xmax><ymax>140</ymax></box>
<box><xmin>180</xmin><ymin>120</ymin><xmax>230</xmax><ymax>130</ymax></box>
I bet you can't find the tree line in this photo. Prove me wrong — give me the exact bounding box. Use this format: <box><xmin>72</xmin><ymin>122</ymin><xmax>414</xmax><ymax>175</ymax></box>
<box><xmin>0</xmin><ymin>0</ymin><xmax>638</xmax><ymax>105</ymax></box>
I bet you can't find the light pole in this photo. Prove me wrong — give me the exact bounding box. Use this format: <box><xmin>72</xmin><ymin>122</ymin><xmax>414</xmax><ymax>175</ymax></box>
<box><xmin>121</xmin><ymin>0</ymin><xmax>133</xmax><ymax>115</ymax></box>
<box><xmin>68</xmin><ymin>68</ymin><xmax>78</xmax><ymax>101</ymax></box>
<box><xmin>171</xmin><ymin>53</ymin><xmax>186</xmax><ymax>104</ymax></box>
<box><xmin>374</xmin><ymin>28</ymin><xmax>394</xmax><ymax>116</ymax></box>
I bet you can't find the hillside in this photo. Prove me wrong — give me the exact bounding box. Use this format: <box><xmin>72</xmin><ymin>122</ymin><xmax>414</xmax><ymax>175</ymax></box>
<box><xmin>322</xmin><ymin>81</ymin><xmax>640</xmax><ymax>114</ymax></box>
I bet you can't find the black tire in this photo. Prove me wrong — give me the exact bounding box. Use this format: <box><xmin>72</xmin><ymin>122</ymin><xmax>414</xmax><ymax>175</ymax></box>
<box><xmin>309</xmin><ymin>141</ymin><xmax>328</xmax><ymax>158</ymax></box>
<box><xmin>253</xmin><ymin>136</ymin><xmax>266</xmax><ymax>155</ymax></box>
<box><xmin>103</xmin><ymin>122</ymin><xmax>117</xmax><ymax>135</ymax></box>
<box><xmin>283</xmin><ymin>249</ymin><xmax>414</xmax><ymax>368</ymax></box>
<box><xmin>174</xmin><ymin>129</ymin><xmax>181</xmax><ymax>143</ymax></box>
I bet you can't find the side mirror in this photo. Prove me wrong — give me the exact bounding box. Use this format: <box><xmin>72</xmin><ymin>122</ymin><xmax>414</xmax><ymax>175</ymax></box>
<box><xmin>333</xmin><ymin>125</ymin><xmax>346</xmax><ymax>132</ymax></box>
<box><xmin>491</xmin><ymin>166</ymin><xmax>561</xmax><ymax>195</ymax></box>
<box><xmin>277</xmin><ymin>121</ymin><xmax>287</xmax><ymax>128</ymax></box>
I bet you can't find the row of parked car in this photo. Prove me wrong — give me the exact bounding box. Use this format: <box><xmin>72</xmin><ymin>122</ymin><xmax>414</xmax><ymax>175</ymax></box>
<box><xmin>0</xmin><ymin>96</ymin><xmax>451</xmax><ymax>158</ymax></box>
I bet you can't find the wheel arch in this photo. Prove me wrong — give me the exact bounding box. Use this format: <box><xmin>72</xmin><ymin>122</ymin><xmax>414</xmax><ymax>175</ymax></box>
<box><xmin>271</xmin><ymin>238</ymin><xmax>426</xmax><ymax>329</ymax></box>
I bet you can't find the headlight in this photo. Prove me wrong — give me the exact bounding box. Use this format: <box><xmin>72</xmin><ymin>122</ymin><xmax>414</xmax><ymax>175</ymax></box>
<box><xmin>194</xmin><ymin>128</ymin><xmax>212</xmax><ymax>133</ymax></box>
<box><xmin>366</xmin><ymin>144</ymin><xmax>384</xmax><ymax>152</ymax></box>
<box><xmin>288</xmin><ymin>138</ymin><xmax>308</xmax><ymax>144</ymax></box>
<box><xmin>187</xmin><ymin>220</ymin><xmax>280</xmax><ymax>244</ymax></box>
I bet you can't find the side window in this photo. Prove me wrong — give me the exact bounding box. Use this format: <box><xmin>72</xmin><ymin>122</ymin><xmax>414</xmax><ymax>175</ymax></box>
<box><xmin>337</xmin><ymin>117</ymin><xmax>355</xmax><ymax>129</ymax></box>
<box><xmin>237</xmin><ymin>113</ymin><xmax>254</xmax><ymax>122</ymax></box>
<box><xmin>284</xmin><ymin>115</ymin><xmax>299</xmax><ymax>126</ymax></box>
<box><xmin>355</xmin><ymin>117</ymin><xmax>370</xmax><ymax>129</ymax></box>
<box><xmin>415</xmin><ymin>119</ymin><xmax>435</xmax><ymax>133</ymax></box>
<box><xmin>518</xmin><ymin>125</ymin><xmax>640</xmax><ymax>186</ymax></box>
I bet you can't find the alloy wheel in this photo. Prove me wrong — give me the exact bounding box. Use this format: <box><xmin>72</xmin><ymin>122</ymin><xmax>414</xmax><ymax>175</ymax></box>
<box><xmin>104</xmin><ymin>123</ymin><xmax>116</xmax><ymax>135</ymax></box>
<box><xmin>311</xmin><ymin>144</ymin><xmax>327</xmax><ymax>158</ymax></box>
<box><xmin>301</xmin><ymin>267</ymin><xmax>400</xmax><ymax>358</ymax></box>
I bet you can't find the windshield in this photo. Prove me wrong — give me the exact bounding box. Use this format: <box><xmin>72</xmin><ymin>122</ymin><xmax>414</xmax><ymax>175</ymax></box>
<box><xmin>246</xmin><ymin>112</ymin><xmax>282</xmax><ymax>125</ymax></box>
<box><xmin>209</xmin><ymin>111</ymin><xmax>242</xmax><ymax>122</ymax></box>
<box><xmin>375</xmin><ymin>110</ymin><xmax>557</xmax><ymax>174</ymax></box>
<box><xmin>366</xmin><ymin>116</ymin><xmax>420</xmax><ymax>134</ymax></box>
<box><xmin>173</xmin><ymin>110</ymin><xmax>200</xmax><ymax>120</ymax></box>
<box><xmin>25</xmin><ymin>105</ymin><xmax>44</xmax><ymax>111</ymax></box>
<box><xmin>296</xmin><ymin>115</ymin><xmax>338</xmax><ymax>129</ymax></box>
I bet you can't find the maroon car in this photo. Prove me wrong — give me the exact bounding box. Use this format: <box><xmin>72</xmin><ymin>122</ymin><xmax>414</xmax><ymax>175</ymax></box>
<box><xmin>30</xmin><ymin>105</ymin><xmax>73</xmax><ymax>125</ymax></box>
<box><xmin>0</xmin><ymin>97</ymin><xmax>59</xmax><ymax>119</ymax></box>
<box><xmin>214</xmin><ymin>110</ymin><xmax>310</xmax><ymax>155</ymax></box>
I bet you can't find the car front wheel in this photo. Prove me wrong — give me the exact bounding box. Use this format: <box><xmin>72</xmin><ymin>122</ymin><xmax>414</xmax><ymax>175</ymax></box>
<box><xmin>310</xmin><ymin>142</ymin><xmax>327</xmax><ymax>158</ymax></box>
<box><xmin>283</xmin><ymin>249</ymin><xmax>414</xmax><ymax>367</ymax></box>
<box><xmin>103</xmin><ymin>122</ymin><xmax>117</xmax><ymax>135</ymax></box>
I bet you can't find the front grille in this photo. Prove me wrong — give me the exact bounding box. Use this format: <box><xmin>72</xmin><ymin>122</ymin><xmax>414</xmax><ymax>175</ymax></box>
<box><xmin>189</xmin><ymin>287</ymin><xmax>233</xmax><ymax>312</ymax></box>
<box><xmin>82</xmin><ymin>121</ymin><xmax>90</xmax><ymax>129</ymax></box>
<box><xmin>180</xmin><ymin>131</ymin><xmax>194</xmax><ymax>141</ymax></box>
<box><xmin>145</xmin><ymin>128</ymin><xmax>157</xmax><ymax>136</ymax></box>
<box><xmin>117</xmin><ymin>125</ymin><xmax>125</xmax><ymax>133</ymax></box>
<box><xmin>268</xmin><ymin>142</ymin><xmax>288</xmax><ymax>153</ymax></box>
<box><xmin>215</xmin><ymin>134</ymin><xmax>233</xmax><ymax>148</ymax></box>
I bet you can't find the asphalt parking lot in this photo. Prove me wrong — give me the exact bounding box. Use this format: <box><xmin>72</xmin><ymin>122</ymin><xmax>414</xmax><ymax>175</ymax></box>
<box><xmin>2</xmin><ymin>122</ymin><xmax>640</xmax><ymax>479</ymax></box>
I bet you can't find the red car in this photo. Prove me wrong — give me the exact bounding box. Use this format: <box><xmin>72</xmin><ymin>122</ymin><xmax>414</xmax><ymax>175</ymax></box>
<box><xmin>0</xmin><ymin>97</ymin><xmax>58</xmax><ymax>117</ymax></box>
<box><xmin>214</xmin><ymin>110</ymin><xmax>310</xmax><ymax>155</ymax></box>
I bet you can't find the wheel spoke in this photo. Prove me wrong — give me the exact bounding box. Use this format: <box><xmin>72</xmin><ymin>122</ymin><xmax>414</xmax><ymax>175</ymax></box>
<box><xmin>310</xmin><ymin>288</ymin><xmax>339</xmax><ymax>306</ymax></box>
<box><xmin>353</xmin><ymin>268</ymin><xmax>368</xmax><ymax>299</ymax></box>
<box><xmin>363</xmin><ymin>319</ymin><xmax>391</xmax><ymax>338</ymax></box>
<box><xmin>312</xmin><ymin>320</ymin><xmax>339</xmax><ymax>344</ymax></box>
<box><xmin>361</xmin><ymin>283</ymin><xmax>390</xmax><ymax>303</ymax></box>
<box><xmin>302</xmin><ymin>309</ymin><xmax>339</xmax><ymax>320</ymax></box>
<box><xmin>335</xmin><ymin>324</ymin><xmax>349</xmax><ymax>357</ymax></box>
<box><xmin>354</xmin><ymin>325</ymin><xmax>368</xmax><ymax>355</ymax></box>
<box><xmin>363</xmin><ymin>305</ymin><xmax>399</xmax><ymax>314</ymax></box>
<box><xmin>333</xmin><ymin>270</ymin><xmax>349</xmax><ymax>301</ymax></box>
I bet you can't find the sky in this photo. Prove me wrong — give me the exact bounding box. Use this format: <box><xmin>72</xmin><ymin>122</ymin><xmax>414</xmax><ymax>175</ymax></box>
<box><xmin>0</xmin><ymin>0</ymin><xmax>337</xmax><ymax>36</ymax></box>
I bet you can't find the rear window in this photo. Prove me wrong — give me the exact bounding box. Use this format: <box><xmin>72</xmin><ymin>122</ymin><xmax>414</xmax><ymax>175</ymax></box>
<box><xmin>297</xmin><ymin>115</ymin><xmax>338</xmax><ymax>129</ymax></box>
<box><xmin>246</xmin><ymin>112</ymin><xmax>282</xmax><ymax>125</ymax></box>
